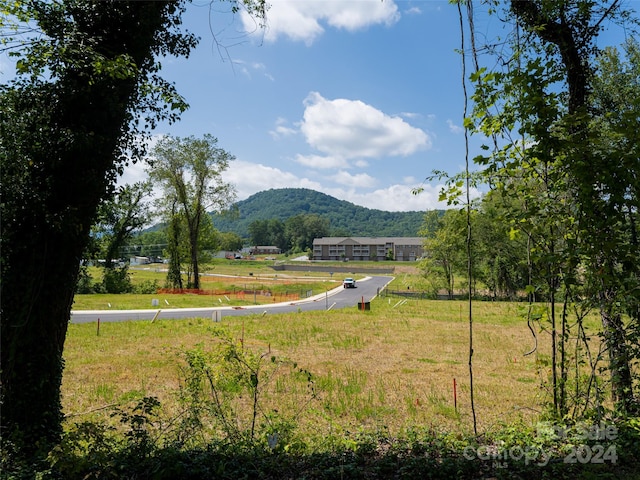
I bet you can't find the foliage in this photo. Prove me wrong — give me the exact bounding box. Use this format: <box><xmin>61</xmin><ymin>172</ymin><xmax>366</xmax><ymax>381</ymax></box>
<box><xmin>217</xmin><ymin>231</ymin><xmax>244</xmax><ymax>251</ymax></box>
<box><xmin>450</xmin><ymin>0</ymin><xmax>640</xmax><ymax>419</ymax></box>
<box><xmin>248</xmin><ymin>213</ymin><xmax>330</xmax><ymax>253</ymax></box>
<box><xmin>148</xmin><ymin>134</ymin><xmax>235</xmax><ymax>289</ymax></box>
<box><xmin>165</xmin><ymin>205</ymin><xmax>188</xmax><ymax>289</ymax></box>
<box><xmin>100</xmin><ymin>266</ymin><xmax>133</xmax><ymax>294</ymax></box>
<box><xmin>286</xmin><ymin>213</ymin><xmax>330</xmax><ymax>253</ymax></box>
<box><xmin>85</xmin><ymin>181</ymin><xmax>152</xmax><ymax>293</ymax></box>
<box><xmin>472</xmin><ymin>193</ymin><xmax>529</xmax><ymax>299</ymax></box>
<box><xmin>89</xmin><ymin>181</ymin><xmax>153</xmax><ymax>267</ymax></box>
<box><xmin>75</xmin><ymin>266</ymin><xmax>95</xmax><ymax>295</ymax></box>
<box><xmin>7</xmin><ymin>297</ymin><xmax>633</xmax><ymax>478</ymax></box>
<box><xmin>213</xmin><ymin>188</ymin><xmax>430</xmax><ymax>238</ymax></box>
<box><xmin>419</xmin><ymin>210</ymin><xmax>467</xmax><ymax>298</ymax></box>
<box><xmin>175</xmin><ymin>328</ymin><xmax>317</xmax><ymax>451</ymax></box>
<box><xmin>0</xmin><ymin>0</ymin><xmax>199</xmax><ymax>460</ymax></box>
<box><xmin>4</xmin><ymin>409</ymin><xmax>639</xmax><ymax>479</ymax></box>
<box><xmin>126</xmin><ymin>229</ymin><xmax>169</xmax><ymax>259</ymax></box>
<box><xmin>248</xmin><ymin>218</ymin><xmax>287</xmax><ymax>250</ymax></box>
<box><xmin>419</xmin><ymin>201</ymin><xmax>528</xmax><ymax>300</ymax></box>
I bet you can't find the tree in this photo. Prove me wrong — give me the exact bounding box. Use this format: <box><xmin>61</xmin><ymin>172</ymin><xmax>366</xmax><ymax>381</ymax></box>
<box><xmin>473</xmin><ymin>192</ymin><xmax>529</xmax><ymax>300</ymax></box>
<box><xmin>88</xmin><ymin>181</ymin><xmax>152</xmax><ymax>293</ymax></box>
<box><xmin>508</xmin><ymin>0</ymin><xmax>638</xmax><ymax>414</ymax></box>
<box><xmin>248</xmin><ymin>219</ymin><xmax>271</xmax><ymax>246</ymax></box>
<box><xmin>165</xmin><ymin>201</ymin><xmax>188</xmax><ymax>289</ymax></box>
<box><xmin>0</xmin><ymin>1</ymin><xmax>196</xmax><ymax>458</ymax></box>
<box><xmin>464</xmin><ymin>0</ymin><xmax>639</xmax><ymax>414</ymax></box>
<box><xmin>131</xmin><ymin>229</ymin><xmax>169</xmax><ymax>259</ymax></box>
<box><xmin>420</xmin><ymin>210</ymin><xmax>467</xmax><ymax>299</ymax></box>
<box><xmin>248</xmin><ymin>218</ymin><xmax>288</xmax><ymax>251</ymax></box>
<box><xmin>587</xmin><ymin>39</ymin><xmax>640</xmax><ymax>408</ymax></box>
<box><xmin>92</xmin><ymin>181</ymin><xmax>153</xmax><ymax>268</ymax></box>
<box><xmin>285</xmin><ymin>214</ymin><xmax>330</xmax><ymax>252</ymax></box>
<box><xmin>267</xmin><ymin>218</ymin><xmax>288</xmax><ymax>251</ymax></box>
<box><xmin>218</xmin><ymin>231</ymin><xmax>244</xmax><ymax>252</ymax></box>
<box><xmin>0</xmin><ymin>0</ymin><xmax>265</xmax><ymax>462</ymax></box>
<box><xmin>148</xmin><ymin>134</ymin><xmax>236</xmax><ymax>289</ymax></box>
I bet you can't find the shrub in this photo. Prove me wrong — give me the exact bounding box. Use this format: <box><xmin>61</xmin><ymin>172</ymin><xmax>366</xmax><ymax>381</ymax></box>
<box><xmin>101</xmin><ymin>266</ymin><xmax>133</xmax><ymax>294</ymax></box>
<box><xmin>75</xmin><ymin>266</ymin><xmax>95</xmax><ymax>294</ymax></box>
<box><xmin>133</xmin><ymin>279</ymin><xmax>159</xmax><ymax>294</ymax></box>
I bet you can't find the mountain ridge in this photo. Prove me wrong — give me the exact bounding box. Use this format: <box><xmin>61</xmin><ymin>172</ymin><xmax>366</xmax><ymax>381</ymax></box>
<box><xmin>211</xmin><ymin>188</ymin><xmax>428</xmax><ymax>238</ymax></box>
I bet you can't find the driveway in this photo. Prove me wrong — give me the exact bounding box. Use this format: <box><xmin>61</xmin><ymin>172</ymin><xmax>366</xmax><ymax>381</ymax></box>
<box><xmin>70</xmin><ymin>276</ymin><xmax>394</xmax><ymax>323</ymax></box>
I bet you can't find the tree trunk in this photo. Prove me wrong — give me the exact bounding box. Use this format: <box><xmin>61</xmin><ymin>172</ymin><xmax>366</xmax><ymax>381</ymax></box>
<box><xmin>1</xmin><ymin>216</ymin><xmax>85</xmax><ymax>456</ymax></box>
<box><xmin>166</xmin><ymin>212</ymin><xmax>184</xmax><ymax>289</ymax></box>
<box><xmin>1</xmin><ymin>1</ymin><xmax>182</xmax><ymax>460</ymax></box>
<box><xmin>600</xmin><ymin>307</ymin><xmax>633</xmax><ymax>410</ymax></box>
<box><xmin>187</xmin><ymin>210</ymin><xmax>202</xmax><ymax>289</ymax></box>
<box><xmin>598</xmin><ymin>270</ymin><xmax>634</xmax><ymax>412</ymax></box>
<box><xmin>190</xmin><ymin>232</ymin><xmax>201</xmax><ymax>289</ymax></box>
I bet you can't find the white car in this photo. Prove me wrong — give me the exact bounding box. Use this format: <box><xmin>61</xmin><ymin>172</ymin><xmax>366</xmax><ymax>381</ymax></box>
<box><xmin>343</xmin><ymin>277</ymin><xmax>356</xmax><ymax>288</ymax></box>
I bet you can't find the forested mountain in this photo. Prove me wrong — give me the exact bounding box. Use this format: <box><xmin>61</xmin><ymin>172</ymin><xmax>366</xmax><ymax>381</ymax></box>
<box><xmin>211</xmin><ymin>188</ymin><xmax>429</xmax><ymax>238</ymax></box>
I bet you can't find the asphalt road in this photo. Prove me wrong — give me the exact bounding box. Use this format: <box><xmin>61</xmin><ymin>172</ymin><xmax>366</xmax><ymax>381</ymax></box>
<box><xmin>70</xmin><ymin>276</ymin><xmax>394</xmax><ymax>323</ymax></box>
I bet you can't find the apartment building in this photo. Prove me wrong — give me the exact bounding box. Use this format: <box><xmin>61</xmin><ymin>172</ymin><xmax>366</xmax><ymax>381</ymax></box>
<box><xmin>312</xmin><ymin>237</ymin><xmax>424</xmax><ymax>261</ymax></box>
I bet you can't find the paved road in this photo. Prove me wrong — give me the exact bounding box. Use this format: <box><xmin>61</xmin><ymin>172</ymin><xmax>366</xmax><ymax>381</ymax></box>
<box><xmin>70</xmin><ymin>276</ymin><xmax>394</xmax><ymax>323</ymax></box>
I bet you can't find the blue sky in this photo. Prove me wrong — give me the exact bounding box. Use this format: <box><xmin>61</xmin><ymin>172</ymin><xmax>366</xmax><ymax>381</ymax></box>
<box><xmin>126</xmin><ymin>0</ymin><xmax>481</xmax><ymax>211</ymax></box>
<box><xmin>1</xmin><ymin>1</ymin><xmax>632</xmax><ymax>212</ymax></box>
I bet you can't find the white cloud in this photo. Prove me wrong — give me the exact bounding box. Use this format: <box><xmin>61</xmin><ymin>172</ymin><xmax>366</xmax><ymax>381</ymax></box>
<box><xmin>269</xmin><ymin>117</ymin><xmax>297</xmax><ymax>139</ymax></box>
<box><xmin>117</xmin><ymin>160</ymin><xmax>150</xmax><ymax>187</ymax></box>
<box><xmin>120</xmin><ymin>153</ymin><xmax>472</xmax><ymax>214</ymax></box>
<box><xmin>243</xmin><ymin>0</ymin><xmax>400</xmax><ymax>45</ymax></box>
<box><xmin>347</xmin><ymin>183</ymin><xmax>444</xmax><ymax>211</ymax></box>
<box><xmin>232</xmin><ymin>59</ymin><xmax>274</xmax><ymax>80</ymax></box>
<box><xmin>330</xmin><ymin>170</ymin><xmax>377</xmax><ymax>188</ymax></box>
<box><xmin>251</xmin><ymin>61</ymin><xmax>275</xmax><ymax>81</ymax></box>
<box><xmin>224</xmin><ymin>158</ymin><xmax>474</xmax><ymax>212</ymax></box>
<box><xmin>222</xmin><ymin>159</ymin><xmax>324</xmax><ymax>200</ymax></box>
<box><xmin>295</xmin><ymin>154</ymin><xmax>344</xmax><ymax>169</ymax></box>
<box><xmin>218</xmin><ymin>156</ymin><xmax>458</xmax><ymax>212</ymax></box>
<box><xmin>447</xmin><ymin>119</ymin><xmax>463</xmax><ymax>134</ymax></box>
<box><xmin>354</xmin><ymin>159</ymin><xmax>369</xmax><ymax>168</ymax></box>
<box><xmin>116</xmin><ymin>134</ymin><xmax>165</xmax><ymax>187</ymax></box>
<box><xmin>340</xmin><ymin>182</ymin><xmax>481</xmax><ymax>212</ymax></box>
<box><xmin>301</xmin><ymin>92</ymin><xmax>431</xmax><ymax>161</ymax></box>
<box><xmin>399</xmin><ymin>111</ymin><xmax>421</xmax><ymax>120</ymax></box>
<box><xmin>269</xmin><ymin>125</ymin><xmax>297</xmax><ymax>139</ymax></box>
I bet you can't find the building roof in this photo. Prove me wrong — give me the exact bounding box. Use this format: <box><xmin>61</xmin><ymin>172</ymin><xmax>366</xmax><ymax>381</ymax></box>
<box><xmin>313</xmin><ymin>237</ymin><xmax>424</xmax><ymax>245</ymax></box>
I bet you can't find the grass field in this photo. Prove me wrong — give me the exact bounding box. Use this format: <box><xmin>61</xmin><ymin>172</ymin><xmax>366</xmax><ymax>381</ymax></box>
<box><xmin>62</xmin><ymin>293</ymin><xmax>604</xmax><ymax>443</ymax></box>
<box><xmin>0</xmin><ymin>261</ymin><xmax>619</xmax><ymax>479</ymax></box>
<box><xmin>52</xmin><ymin>264</ymin><xmax>640</xmax><ymax>478</ymax></box>
<box><xmin>74</xmin><ymin>263</ymin><xmax>345</xmax><ymax>310</ymax></box>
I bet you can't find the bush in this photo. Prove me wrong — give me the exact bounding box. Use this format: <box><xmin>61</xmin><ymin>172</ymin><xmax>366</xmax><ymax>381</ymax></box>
<box><xmin>133</xmin><ymin>279</ymin><xmax>159</xmax><ymax>294</ymax></box>
<box><xmin>101</xmin><ymin>266</ymin><xmax>133</xmax><ymax>294</ymax></box>
<box><xmin>75</xmin><ymin>266</ymin><xmax>95</xmax><ymax>294</ymax></box>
